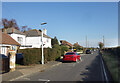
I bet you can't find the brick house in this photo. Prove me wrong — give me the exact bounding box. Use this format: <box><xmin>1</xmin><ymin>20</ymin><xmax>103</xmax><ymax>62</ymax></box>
<box><xmin>60</xmin><ymin>40</ymin><xmax>73</xmax><ymax>48</ymax></box>
<box><xmin>73</xmin><ymin>42</ymin><xmax>83</xmax><ymax>48</ymax></box>
<box><xmin>0</xmin><ymin>31</ymin><xmax>20</xmax><ymax>56</ymax></box>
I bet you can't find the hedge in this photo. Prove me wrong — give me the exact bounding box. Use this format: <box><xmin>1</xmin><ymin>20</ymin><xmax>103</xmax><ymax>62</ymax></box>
<box><xmin>18</xmin><ymin>44</ymin><xmax>61</xmax><ymax>65</ymax></box>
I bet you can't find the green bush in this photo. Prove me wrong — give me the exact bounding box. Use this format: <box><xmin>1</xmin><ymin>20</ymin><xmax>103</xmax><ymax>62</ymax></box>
<box><xmin>18</xmin><ymin>48</ymin><xmax>42</xmax><ymax>65</ymax></box>
<box><xmin>60</xmin><ymin>45</ymin><xmax>69</xmax><ymax>56</ymax></box>
<box><xmin>18</xmin><ymin>45</ymin><xmax>62</xmax><ymax>65</ymax></box>
<box><xmin>50</xmin><ymin>44</ymin><xmax>61</xmax><ymax>61</ymax></box>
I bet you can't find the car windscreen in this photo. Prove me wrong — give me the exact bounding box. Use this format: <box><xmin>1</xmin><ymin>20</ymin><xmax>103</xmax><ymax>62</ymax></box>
<box><xmin>65</xmin><ymin>53</ymin><xmax>74</xmax><ymax>55</ymax></box>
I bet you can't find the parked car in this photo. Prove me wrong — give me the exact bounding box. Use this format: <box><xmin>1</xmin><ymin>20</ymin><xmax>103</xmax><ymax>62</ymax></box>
<box><xmin>86</xmin><ymin>49</ymin><xmax>91</xmax><ymax>54</ymax></box>
<box><xmin>63</xmin><ymin>52</ymin><xmax>81</xmax><ymax>62</ymax></box>
<box><xmin>16</xmin><ymin>53</ymin><xmax>23</xmax><ymax>65</ymax></box>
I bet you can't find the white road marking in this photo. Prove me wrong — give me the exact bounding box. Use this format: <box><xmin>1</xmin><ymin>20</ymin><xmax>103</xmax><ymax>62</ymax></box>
<box><xmin>100</xmin><ymin>57</ymin><xmax>104</xmax><ymax>81</ymax></box>
<box><xmin>9</xmin><ymin>74</ymin><xmax>29</xmax><ymax>81</ymax></box>
<box><xmin>100</xmin><ymin>55</ymin><xmax>108</xmax><ymax>82</ymax></box>
<box><xmin>22</xmin><ymin>77</ymin><xmax>30</xmax><ymax>80</ymax></box>
<box><xmin>38</xmin><ymin>79</ymin><xmax>50</xmax><ymax>83</ymax></box>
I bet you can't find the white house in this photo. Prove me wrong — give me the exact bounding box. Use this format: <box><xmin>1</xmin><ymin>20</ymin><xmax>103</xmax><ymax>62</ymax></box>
<box><xmin>5</xmin><ymin>28</ymin><xmax>25</xmax><ymax>45</ymax></box>
<box><xmin>3</xmin><ymin>28</ymin><xmax>52</xmax><ymax>49</ymax></box>
<box><xmin>25</xmin><ymin>29</ymin><xmax>52</xmax><ymax>48</ymax></box>
<box><xmin>0</xmin><ymin>31</ymin><xmax>20</xmax><ymax>56</ymax></box>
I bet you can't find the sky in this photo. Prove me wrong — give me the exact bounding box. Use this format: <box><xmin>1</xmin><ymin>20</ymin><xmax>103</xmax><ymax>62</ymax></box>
<box><xmin>2</xmin><ymin>2</ymin><xmax>118</xmax><ymax>47</ymax></box>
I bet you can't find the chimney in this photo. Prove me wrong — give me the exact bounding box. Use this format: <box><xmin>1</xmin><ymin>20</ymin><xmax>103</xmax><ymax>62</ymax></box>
<box><xmin>43</xmin><ymin>29</ymin><xmax>47</xmax><ymax>35</ymax></box>
<box><xmin>12</xmin><ymin>28</ymin><xmax>14</xmax><ymax>33</ymax></box>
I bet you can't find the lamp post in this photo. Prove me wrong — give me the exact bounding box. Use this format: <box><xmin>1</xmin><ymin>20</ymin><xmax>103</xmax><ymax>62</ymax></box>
<box><xmin>41</xmin><ymin>22</ymin><xmax>47</xmax><ymax>64</ymax></box>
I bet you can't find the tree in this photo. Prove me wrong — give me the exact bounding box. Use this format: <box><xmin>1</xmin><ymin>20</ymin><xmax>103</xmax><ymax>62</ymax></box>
<box><xmin>99</xmin><ymin>42</ymin><xmax>104</xmax><ymax>50</ymax></box>
<box><xmin>2</xmin><ymin>18</ymin><xmax>19</xmax><ymax>30</ymax></box>
<box><xmin>27</xmin><ymin>28</ymin><xmax>32</xmax><ymax>31</ymax></box>
<box><xmin>51</xmin><ymin>36</ymin><xmax>59</xmax><ymax>46</ymax></box>
<box><xmin>21</xmin><ymin>26</ymin><xmax>27</xmax><ymax>32</ymax></box>
<box><xmin>73</xmin><ymin>42</ymin><xmax>82</xmax><ymax>51</ymax></box>
<box><xmin>61</xmin><ymin>45</ymin><xmax>69</xmax><ymax>56</ymax></box>
<box><xmin>39</xmin><ymin>29</ymin><xmax>42</xmax><ymax>32</ymax></box>
<box><xmin>21</xmin><ymin>26</ymin><xmax>32</xmax><ymax>32</ymax></box>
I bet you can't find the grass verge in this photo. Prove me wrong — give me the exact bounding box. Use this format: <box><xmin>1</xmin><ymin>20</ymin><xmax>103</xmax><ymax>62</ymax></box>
<box><xmin>102</xmin><ymin>52</ymin><xmax>119</xmax><ymax>82</ymax></box>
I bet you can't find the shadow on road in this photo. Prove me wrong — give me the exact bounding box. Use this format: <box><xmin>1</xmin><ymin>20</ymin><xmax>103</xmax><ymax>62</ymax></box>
<box><xmin>56</xmin><ymin>59</ymin><xmax>76</xmax><ymax>64</ymax></box>
<box><xmin>79</xmin><ymin>55</ymin><xmax>104</xmax><ymax>82</ymax></box>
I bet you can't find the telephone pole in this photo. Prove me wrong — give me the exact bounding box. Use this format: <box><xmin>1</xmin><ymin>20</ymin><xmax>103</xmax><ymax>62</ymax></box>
<box><xmin>86</xmin><ymin>35</ymin><xmax>87</xmax><ymax>49</ymax></box>
<box><xmin>103</xmin><ymin>36</ymin><xmax>105</xmax><ymax>48</ymax></box>
<box><xmin>88</xmin><ymin>41</ymin><xmax>89</xmax><ymax>48</ymax></box>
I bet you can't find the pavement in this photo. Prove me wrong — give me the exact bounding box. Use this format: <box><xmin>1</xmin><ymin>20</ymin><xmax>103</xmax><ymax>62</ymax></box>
<box><xmin>1</xmin><ymin>61</ymin><xmax>62</xmax><ymax>82</ymax></box>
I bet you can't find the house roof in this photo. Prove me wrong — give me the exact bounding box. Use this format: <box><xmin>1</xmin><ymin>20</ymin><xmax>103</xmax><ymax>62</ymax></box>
<box><xmin>60</xmin><ymin>40</ymin><xmax>73</xmax><ymax>47</ymax></box>
<box><xmin>0</xmin><ymin>31</ymin><xmax>20</xmax><ymax>45</ymax></box>
<box><xmin>4</xmin><ymin>27</ymin><xmax>25</xmax><ymax>35</ymax></box>
<box><xmin>73</xmin><ymin>42</ymin><xmax>82</xmax><ymax>47</ymax></box>
<box><xmin>25</xmin><ymin>29</ymin><xmax>52</xmax><ymax>39</ymax></box>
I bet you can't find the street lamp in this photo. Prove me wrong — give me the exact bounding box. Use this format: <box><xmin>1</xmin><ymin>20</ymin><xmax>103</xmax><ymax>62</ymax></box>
<box><xmin>41</xmin><ymin>22</ymin><xmax>47</xmax><ymax>64</ymax></box>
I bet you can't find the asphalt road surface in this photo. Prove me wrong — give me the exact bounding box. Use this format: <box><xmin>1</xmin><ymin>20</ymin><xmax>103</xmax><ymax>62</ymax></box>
<box><xmin>14</xmin><ymin>51</ymin><xmax>111</xmax><ymax>82</ymax></box>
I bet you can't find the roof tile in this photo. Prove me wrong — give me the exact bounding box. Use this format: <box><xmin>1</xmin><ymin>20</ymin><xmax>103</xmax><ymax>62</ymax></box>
<box><xmin>0</xmin><ymin>31</ymin><xmax>20</xmax><ymax>45</ymax></box>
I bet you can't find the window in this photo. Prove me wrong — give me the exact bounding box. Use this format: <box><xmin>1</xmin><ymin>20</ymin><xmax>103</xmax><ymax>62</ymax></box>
<box><xmin>17</xmin><ymin>37</ymin><xmax>23</xmax><ymax>44</ymax></box>
<box><xmin>11</xmin><ymin>46</ymin><xmax>16</xmax><ymax>51</ymax></box>
<box><xmin>65</xmin><ymin>52</ymin><xmax>74</xmax><ymax>55</ymax></box>
<box><xmin>1</xmin><ymin>47</ymin><xmax>7</xmax><ymax>56</ymax></box>
<box><xmin>75</xmin><ymin>53</ymin><xmax>78</xmax><ymax>55</ymax></box>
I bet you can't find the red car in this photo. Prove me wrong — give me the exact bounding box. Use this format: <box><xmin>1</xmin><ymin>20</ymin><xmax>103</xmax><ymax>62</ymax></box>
<box><xmin>63</xmin><ymin>52</ymin><xmax>81</xmax><ymax>62</ymax></box>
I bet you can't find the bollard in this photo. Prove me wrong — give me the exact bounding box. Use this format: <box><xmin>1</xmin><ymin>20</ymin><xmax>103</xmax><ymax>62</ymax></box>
<box><xmin>9</xmin><ymin>50</ymin><xmax>16</xmax><ymax>71</ymax></box>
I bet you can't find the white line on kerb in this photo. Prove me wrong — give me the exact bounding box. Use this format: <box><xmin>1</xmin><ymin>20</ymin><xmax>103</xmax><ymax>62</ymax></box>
<box><xmin>100</xmin><ymin>55</ymin><xmax>108</xmax><ymax>82</ymax></box>
<box><xmin>38</xmin><ymin>79</ymin><xmax>50</xmax><ymax>83</ymax></box>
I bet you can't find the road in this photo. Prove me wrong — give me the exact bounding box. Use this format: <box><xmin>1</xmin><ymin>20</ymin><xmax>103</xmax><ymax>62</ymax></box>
<box><xmin>13</xmin><ymin>51</ymin><xmax>111</xmax><ymax>82</ymax></box>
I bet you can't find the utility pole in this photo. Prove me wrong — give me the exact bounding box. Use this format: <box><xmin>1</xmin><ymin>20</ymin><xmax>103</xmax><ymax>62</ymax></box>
<box><xmin>103</xmin><ymin>36</ymin><xmax>105</xmax><ymax>48</ymax></box>
<box><xmin>86</xmin><ymin>36</ymin><xmax>87</xmax><ymax>49</ymax></box>
<box><xmin>88</xmin><ymin>41</ymin><xmax>89</xmax><ymax>48</ymax></box>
